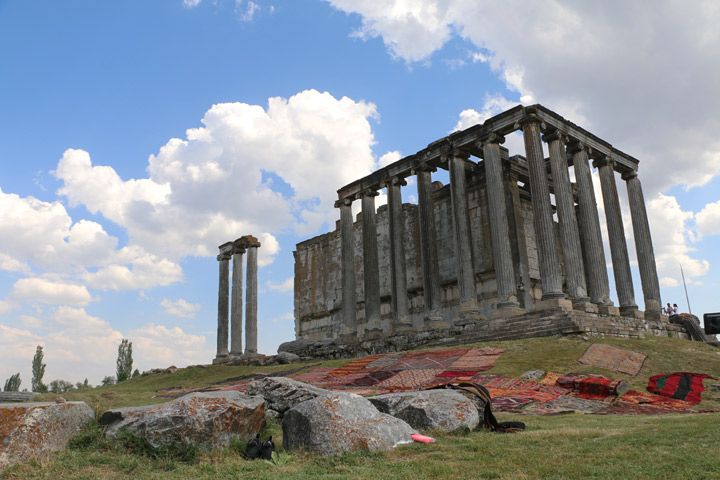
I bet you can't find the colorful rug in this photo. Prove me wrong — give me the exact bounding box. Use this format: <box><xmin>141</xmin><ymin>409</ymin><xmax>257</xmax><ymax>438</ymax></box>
<box><xmin>577</xmin><ymin>343</ymin><xmax>647</xmax><ymax>376</ymax></box>
<box><xmin>647</xmin><ymin>372</ymin><xmax>716</xmax><ymax>404</ymax></box>
<box><xmin>556</xmin><ymin>374</ymin><xmax>628</xmax><ymax>400</ymax></box>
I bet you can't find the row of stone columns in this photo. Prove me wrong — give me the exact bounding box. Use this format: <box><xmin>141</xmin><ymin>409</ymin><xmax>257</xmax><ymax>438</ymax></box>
<box><xmin>215</xmin><ymin>235</ymin><xmax>260</xmax><ymax>360</ymax></box>
<box><xmin>336</xmin><ymin>116</ymin><xmax>662</xmax><ymax>337</ymax></box>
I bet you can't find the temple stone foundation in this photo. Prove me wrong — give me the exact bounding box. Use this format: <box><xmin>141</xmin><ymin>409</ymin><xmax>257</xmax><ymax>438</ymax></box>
<box><xmin>281</xmin><ymin>104</ymin><xmax>691</xmax><ymax>358</ymax></box>
<box><xmin>214</xmin><ymin>235</ymin><xmax>261</xmax><ymax>363</ymax></box>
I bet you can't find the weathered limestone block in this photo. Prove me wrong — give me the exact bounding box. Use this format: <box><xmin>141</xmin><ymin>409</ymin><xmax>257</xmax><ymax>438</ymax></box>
<box><xmin>0</xmin><ymin>401</ymin><xmax>93</xmax><ymax>470</ymax></box>
<box><xmin>277</xmin><ymin>351</ymin><xmax>301</xmax><ymax>364</ymax></box>
<box><xmin>247</xmin><ymin>377</ymin><xmax>331</xmax><ymax>415</ymax></box>
<box><xmin>100</xmin><ymin>391</ymin><xmax>264</xmax><ymax>450</ymax></box>
<box><xmin>369</xmin><ymin>390</ymin><xmax>480</xmax><ymax>432</ymax></box>
<box><xmin>282</xmin><ymin>392</ymin><xmax>415</xmax><ymax>456</ymax></box>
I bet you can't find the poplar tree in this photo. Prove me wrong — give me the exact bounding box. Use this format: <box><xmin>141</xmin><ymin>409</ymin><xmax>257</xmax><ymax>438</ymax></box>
<box><xmin>116</xmin><ymin>339</ymin><xmax>133</xmax><ymax>382</ymax></box>
<box><xmin>31</xmin><ymin>345</ymin><xmax>47</xmax><ymax>393</ymax></box>
<box><xmin>3</xmin><ymin>373</ymin><xmax>21</xmax><ymax>392</ymax></box>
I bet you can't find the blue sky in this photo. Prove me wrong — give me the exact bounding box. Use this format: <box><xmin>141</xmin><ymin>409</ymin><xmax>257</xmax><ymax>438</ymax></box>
<box><xmin>2</xmin><ymin>0</ymin><xmax>719</xmax><ymax>385</ymax></box>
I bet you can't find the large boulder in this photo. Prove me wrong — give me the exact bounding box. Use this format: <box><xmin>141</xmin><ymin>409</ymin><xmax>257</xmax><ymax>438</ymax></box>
<box><xmin>100</xmin><ymin>391</ymin><xmax>264</xmax><ymax>450</ymax></box>
<box><xmin>0</xmin><ymin>401</ymin><xmax>93</xmax><ymax>470</ymax></box>
<box><xmin>368</xmin><ymin>390</ymin><xmax>480</xmax><ymax>432</ymax></box>
<box><xmin>282</xmin><ymin>392</ymin><xmax>416</xmax><ymax>456</ymax></box>
<box><xmin>247</xmin><ymin>377</ymin><xmax>330</xmax><ymax>415</ymax></box>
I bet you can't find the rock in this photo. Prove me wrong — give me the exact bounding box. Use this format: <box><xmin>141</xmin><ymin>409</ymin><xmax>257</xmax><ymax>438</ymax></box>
<box><xmin>247</xmin><ymin>377</ymin><xmax>331</xmax><ymax>415</ymax></box>
<box><xmin>165</xmin><ymin>366</ymin><xmax>178</xmax><ymax>374</ymax></box>
<box><xmin>277</xmin><ymin>351</ymin><xmax>301</xmax><ymax>364</ymax></box>
<box><xmin>368</xmin><ymin>390</ymin><xmax>480</xmax><ymax>432</ymax></box>
<box><xmin>519</xmin><ymin>370</ymin><xmax>546</xmax><ymax>381</ymax></box>
<box><xmin>282</xmin><ymin>392</ymin><xmax>415</xmax><ymax>456</ymax></box>
<box><xmin>100</xmin><ymin>391</ymin><xmax>265</xmax><ymax>450</ymax></box>
<box><xmin>0</xmin><ymin>401</ymin><xmax>93</xmax><ymax>470</ymax></box>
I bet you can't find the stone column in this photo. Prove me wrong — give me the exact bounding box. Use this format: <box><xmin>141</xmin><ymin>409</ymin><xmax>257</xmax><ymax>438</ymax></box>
<box><xmin>244</xmin><ymin>235</ymin><xmax>261</xmax><ymax>354</ymax></box>
<box><xmin>416</xmin><ymin>165</ymin><xmax>442</xmax><ymax>312</ymax></box>
<box><xmin>482</xmin><ymin>134</ymin><xmax>519</xmax><ymax>308</ymax></box>
<box><xmin>594</xmin><ymin>155</ymin><xmax>638</xmax><ymax>316</ymax></box>
<box><xmin>215</xmin><ymin>248</ymin><xmax>231</xmax><ymax>359</ymax></box>
<box><xmin>230</xmin><ymin>240</ymin><xmax>245</xmax><ymax>355</ymax></box>
<box><xmin>569</xmin><ymin>142</ymin><xmax>612</xmax><ymax>307</ymax></box>
<box><xmin>337</xmin><ymin>197</ymin><xmax>357</xmax><ymax>337</ymax></box>
<box><xmin>448</xmin><ymin>149</ymin><xmax>479</xmax><ymax>313</ymax></box>
<box><xmin>387</xmin><ymin>177</ymin><xmax>412</xmax><ymax>331</ymax></box>
<box><xmin>623</xmin><ymin>170</ymin><xmax>662</xmax><ymax>319</ymax></box>
<box><xmin>543</xmin><ymin>130</ymin><xmax>589</xmax><ymax>304</ymax></box>
<box><xmin>521</xmin><ymin>116</ymin><xmax>565</xmax><ymax>300</ymax></box>
<box><xmin>361</xmin><ymin>189</ymin><xmax>382</xmax><ymax>335</ymax></box>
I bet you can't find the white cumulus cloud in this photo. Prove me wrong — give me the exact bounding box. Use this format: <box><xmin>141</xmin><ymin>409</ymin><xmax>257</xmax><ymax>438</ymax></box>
<box><xmin>329</xmin><ymin>0</ymin><xmax>720</xmax><ymax>194</ymax></box>
<box><xmin>161</xmin><ymin>298</ymin><xmax>201</xmax><ymax>319</ymax></box>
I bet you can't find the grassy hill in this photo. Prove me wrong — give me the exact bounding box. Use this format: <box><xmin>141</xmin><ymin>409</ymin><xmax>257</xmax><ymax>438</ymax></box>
<box><xmin>6</xmin><ymin>335</ymin><xmax>720</xmax><ymax>479</ymax></box>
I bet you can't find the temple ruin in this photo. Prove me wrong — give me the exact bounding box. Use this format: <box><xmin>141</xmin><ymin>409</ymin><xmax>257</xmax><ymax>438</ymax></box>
<box><xmin>213</xmin><ymin>235</ymin><xmax>260</xmax><ymax>362</ymax></box>
<box><xmin>282</xmin><ymin>104</ymin><xmax>689</xmax><ymax>358</ymax></box>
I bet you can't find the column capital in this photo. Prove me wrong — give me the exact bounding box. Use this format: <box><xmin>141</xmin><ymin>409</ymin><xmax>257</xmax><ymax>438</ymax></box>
<box><xmin>565</xmin><ymin>139</ymin><xmax>588</xmax><ymax>155</ymax></box>
<box><xmin>517</xmin><ymin>113</ymin><xmax>547</xmax><ymax>130</ymax></box>
<box><xmin>621</xmin><ymin>169</ymin><xmax>639</xmax><ymax>181</ymax></box>
<box><xmin>232</xmin><ymin>239</ymin><xmax>246</xmax><ymax>255</ymax></box>
<box><xmin>217</xmin><ymin>252</ymin><xmax>231</xmax><ymax>261</ymax></box>
<box><xmin>241</xmin><ymin>234</ymin><xmax>261</xmax><ymax>248</ymax></box>
<box><xmin>389</xmin><ymin>176</ymin><xmax>408</xmax><ymax>187</ymax></box>
<box><xmin>541</xmin><ymin>128</ymin><xmax>568</xmax><ymax>144</ymax></box>
<box><xmin>359</xmin><ymin>188</ymin><xmax>379</xmax><ymax>198</ymax></box>
<box><xmin>591</xmin><ymin>153</ymin><xmax>615</xmax><ymax>169</ymax></box>
<box><xmin>334</xmin><ymin>196</ymin><xmax>354</xmax><ymax>208</ymax></box>
<box><xmin>478</xmin><ymin>132</ymin><xmax>506</xmax><ymax>147</ymax></box>
<box><xmin>417</xmin><ymin>162</ymin><xmax>436</xmax><ymax>173</ymax></box>
<box><xmin>218</xmin><ymin>241</ymin><xmax>234</xmax><ymax>255</ymax></box>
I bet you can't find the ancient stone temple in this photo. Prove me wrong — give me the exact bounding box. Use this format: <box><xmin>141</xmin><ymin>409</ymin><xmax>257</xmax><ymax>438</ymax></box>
<box><xmin>214</xmin><ymin>235</ymin><xmax>260</xmax><ymax>362</ymax></box>
<box><xmin>282</xmin><ymin>104</ymin><xmax>690</xmax><ymax>358</ymax></box>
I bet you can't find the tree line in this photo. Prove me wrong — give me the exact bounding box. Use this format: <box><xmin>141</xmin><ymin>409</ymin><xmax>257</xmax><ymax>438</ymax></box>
<box><xmin>2</xmin><ymin>339</ymin><xmax>138</xmax><ymax>393</ymax></box>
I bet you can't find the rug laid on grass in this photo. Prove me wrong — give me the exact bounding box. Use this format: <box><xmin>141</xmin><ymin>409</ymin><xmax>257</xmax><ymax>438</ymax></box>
<box><xmin>577</xmin><ymin>343</ymin><xmax>647</xmax><ymax>376</ymax></box>
<box><xmin>646</xmin><ymin>372</ymin><xmax>717</xmax><ymax>404</ymax></box>
<box><xmin>199</xmin><ymin>347</ymin><xmax>717</xmax><ymax>416</ymax></box>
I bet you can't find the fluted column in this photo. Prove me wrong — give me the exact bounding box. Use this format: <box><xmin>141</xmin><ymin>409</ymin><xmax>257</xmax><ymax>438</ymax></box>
<box><xmin>594</xmin><ymin>155</ymin><xmax>637</xmax><ymax>314</ymax></box>
<box><xmin>448</xmin><ymin>149</ymin><xmax>478</xmax><ymax>311</ymax></box>
<box><xmin>416</xmin><ymin>165</ymin><xmax>441</xmax><ymax>311</ymax></box>
<box><xmin>569</xmin><ymin>142</ymin><xmax>612</xmax><ymax>306</ymax></box>
<box><xmin>482</xmin><ymin>135</ymin><xmax>519</xmax><ymax>307</ymax></box>
<box><xmin>387</xmin><ymin>177</ymin><xmax>412</xmax><ymax>331</ymax></box>
<box><xmin>215</xmin><ymin>248</ymin><xmax>231</xmax><ymax>359</ymax></box>
<box><xmin>544</xmin><ymin>130</ymin><xmax>588</xmax><ymax>302</ymax></box>
<box><xmin>230</xmin><ymin>240</ymin><xmax>245</xmax><ymax>355</ymax></box>
<box><xmin>244</xmin><ymin>235</ymin><xmax>261</xmax><ymax>354</ymax></box>
<box><xmin>361</xmin><ymin>189</ymin><xmax>382</xmax><ymax>334</ymax></box>
<box><xmin>337</xmin><ymin>197</ymin><xmax>357</xmax><ymax>336</ymax></box>
<box><xmin>521</xmin><ymin>116</ymin><xmax>565</xmax><ymax>299</ymax></box>
<box><xmin>623</xmin><ymin>170</ymin><xmax>661</xmax><ymax>319</ymax></box>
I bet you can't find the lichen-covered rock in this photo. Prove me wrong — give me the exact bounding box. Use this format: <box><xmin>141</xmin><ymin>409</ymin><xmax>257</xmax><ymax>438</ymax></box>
<box><xmin>247</xmin><ymin>377</ymin><xmax>331</xmax><ymax>415</ymax></box>
<box><xmin>277</xmin><ymin>351</ymin><xmax>301</xmax><ymax>364</ymax></box>
<box><xmin>368</xmin><ymin>390</ymin><xmax>480</xmax><ymax>432</ymax></box>
<box><xmin>282</xmin><ymin>392</ymin><xmax>415</xmax><ymax>456</ymax></box>
<box><xmin>0</xmin><ymin>401</ymin><xmax>93</xmax><ymax>470</ymax></box>
<box><xmin>100</xmin><ymin>391</ymin><xmax>264</xmax><ymax>450</ymax></box>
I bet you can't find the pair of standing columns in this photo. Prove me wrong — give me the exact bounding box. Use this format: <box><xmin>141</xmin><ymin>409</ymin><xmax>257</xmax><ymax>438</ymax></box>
<box><xmin>215</xmin><ymin>236</ymin><xmax>259</xmax><ymax>359</ymax></box>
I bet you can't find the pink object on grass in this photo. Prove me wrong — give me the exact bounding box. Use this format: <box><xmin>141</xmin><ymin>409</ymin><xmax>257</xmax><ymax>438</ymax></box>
<box><xmin>411</xmin><ymin>433</ymin><xmax>435</xmax><ymax>443</ymax></box>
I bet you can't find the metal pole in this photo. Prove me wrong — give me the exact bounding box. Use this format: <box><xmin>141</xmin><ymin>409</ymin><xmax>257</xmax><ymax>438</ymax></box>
<box><xmin>680</xmin><ymin>264</ymin><xmax>692</xmax><ymax>315</ymax></box>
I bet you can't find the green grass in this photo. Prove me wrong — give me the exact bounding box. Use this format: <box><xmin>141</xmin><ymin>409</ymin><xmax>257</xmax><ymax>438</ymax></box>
<box><xmin>10</xmin><ymin>336</ymin><xmax>720</xmax><ymax>479</ymax></box>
